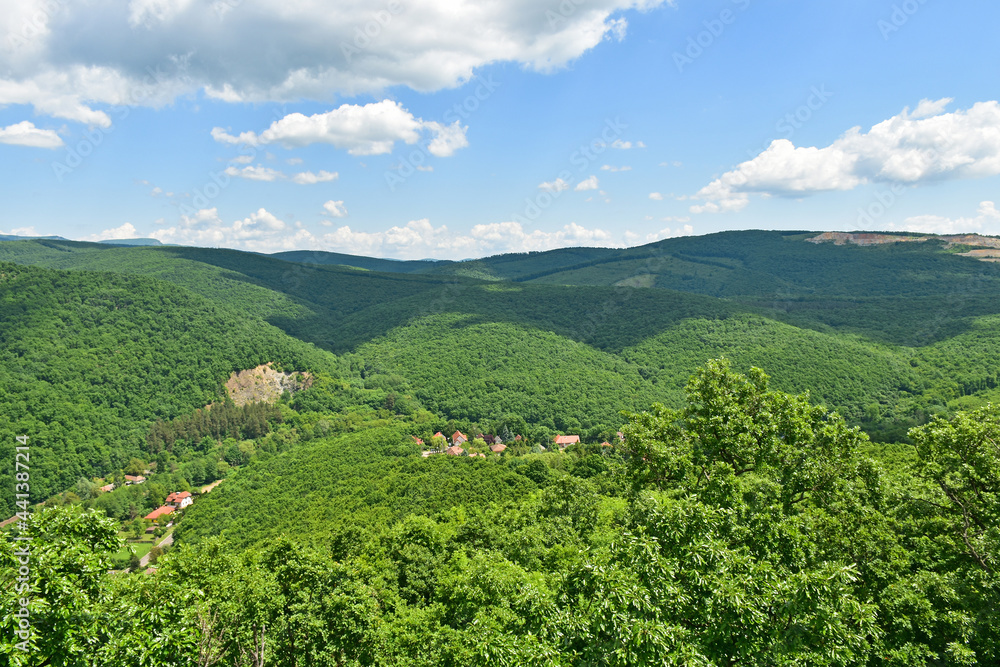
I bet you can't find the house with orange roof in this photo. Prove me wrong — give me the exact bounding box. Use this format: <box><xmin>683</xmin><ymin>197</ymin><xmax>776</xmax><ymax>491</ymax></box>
<box><xmin>144</xmin><ymin>506</ymin><xmax>175</xmax><ymax>522</ymax></box>
<box><xmin>445</xmin><ymin>445</ymin><xmax>466</xmax><ymax>456</ymax></box>
<box><xmin>451</xmin><ymin>431</ymin><xmax>468</xmax><ymax>446</ymax></box>
<box><xmin>164</xmin><ymin>491</ymin><xmax>193</xmax><ymax>509</ymax></box>
<box><xmin>490</xmin><ymin>443</ymin><xmax>507</xmax><ymax>454</ymax></box>
<box><xmin>553</xmin><ymin>435</ymin><xmax>580</xmax><ymax>448</ymax></box>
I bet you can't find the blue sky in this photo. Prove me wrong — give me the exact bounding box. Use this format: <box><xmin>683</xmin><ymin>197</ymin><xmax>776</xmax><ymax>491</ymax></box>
<box><xmin>1</xmin><ymin>0</ymin><xmax>998</xmax><ymax>259</ymax></box>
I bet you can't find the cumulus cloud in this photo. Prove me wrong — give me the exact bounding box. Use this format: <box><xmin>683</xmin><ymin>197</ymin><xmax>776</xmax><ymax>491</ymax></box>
<box><xmin>151</xmin><ymin>207</ymin><xmax>320</xmax><ymax>251</ymax></box>
<box><xmin>224</xmin><ymin>164</ymin><xmax>284</xmax><ymax>182</ymax></box>
<box><xmin>322</xmin><ymin>200</ymin><xmax>348</xmax><ymax>218</ymax></box>
<box><xmin>222</xmin><ymin>164</ymin><xmax>339</xmax><ymax>184</ymax></box>
<box><xmin>0</xmin><ymin>0</ymin><xmax>670</xmax><ymax>129</ymax></box>
<box><xmin>83</xmin><ymin>222</ymin><xmax>141</xmax><ymax>241</ymax></box>
<box><xmin>0</xmin><ymin>120</ymin><xmax>63</xmax><ymax>148</ymax></box>
<box><xmin>648</xmin><ymin>192</ymin><xmax>664</xmax><ymax>201</ymax></box>
<box><xmin>0</xmin><ymin>226</ymin><xmax>38</xmax><ymax>237</ymax></box>
<box><xmin>292</xmin><ymin>170</ymin><xmax>338</xmax><ymax>184</ymax></box>
<box><xmin>601</xmin><ymin>164</ymin><xmax>631</xmax><ymax>172</ymax></box>
<box><xmin>626</xmin><ymin>223</ymin><xmax>693</xmax><ymax>245</ymax></box>
<box><xmin>888</xmin><ymin>201</ymin><xmax>1000</xmax><ymax>235</ymax></box>
<box><xmin>691</xmin><ymin>99</ymin><xmax>1000</xmax><ymax>214</ymax></box>
<box><xmin>575</xmin><ymin>175</ymin><xmax>599</xmax><ymax>191</ymax></box>
<box><xmin>611</xmin><ymin>139</ymin><xmax>645</xmax><ymax>149</ymax></box>
<box><xmin>151</xmin><ymin>211</ymin><xmax>615</xmax><ymax>258</ymax></box>
<box><xmin>539</xmin><ymin>177</ymin><xmax>571</xmax><ymax>192</ymax></box>
<box><xmin>212</xmin><ymin>101</ymin><xmax>468</xmax><ymax>157</ymax></box>
<box><xmin>321</xmin><ymin>219</ymin><xmax>617</xmax><ymax>258</ymax></box>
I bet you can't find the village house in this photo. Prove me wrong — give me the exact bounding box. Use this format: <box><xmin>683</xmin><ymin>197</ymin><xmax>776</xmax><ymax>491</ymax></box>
<box><xmin>123</xmin><ymin>475</ymin><xmax>147</xmax><ymax>485</ymax></box>
<box><xmin>490</xmin><ymin>443</ymin><xmax>507</xmax><ymax>454</ymax></box>
<box><xmin>411</xmin><ymin>435</ymin><xmax>425</xmax><ymax>446</ymax></box>
<box><xmin>553</xmin><ymin>435</ymin><xmax>580</xmax><ymax>449</ymax></box>
<box><xmin>445</xmin><ymin>445</ymin><xmax>466</xmax><ymax>456</ymax></box>
<box><xmin>451</xmin><ymin>431</ymin><xmax>468</xmax><ymax>446</ymax></box>
<box><xmin>144</xmin><ymin>505</ymin><xmax>174</xmax><ymax>522</ymax></box>
<box><xmin>98</xmin><ymin>483</ymin><xmax>115</xmax><ymax>493</ymax></box>
<box><xmin>164</xmin><ymin>491</ymin><xmax>193</xmax><ymax>509</ymax></box>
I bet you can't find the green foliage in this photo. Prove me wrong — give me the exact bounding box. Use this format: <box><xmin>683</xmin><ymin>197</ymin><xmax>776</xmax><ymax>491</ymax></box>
<box><xmin>0</xmin><ymin>261</ymin><xmax>337</xmax><ymax>515</ymax></box>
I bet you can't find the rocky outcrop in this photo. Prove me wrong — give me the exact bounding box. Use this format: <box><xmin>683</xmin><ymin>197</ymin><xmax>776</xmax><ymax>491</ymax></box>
<box><xmin>224</xmin><ymin>362</ymin><xmax>313</xmax><ymax>406</ymax></box>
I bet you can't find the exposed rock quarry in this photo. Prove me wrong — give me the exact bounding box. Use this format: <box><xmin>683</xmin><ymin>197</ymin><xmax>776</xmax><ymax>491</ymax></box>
<box><xmin>224</xmin><ymin>362</ymin><xmax>313</xmax><ymax>406</ymax></box>
<box><xmin>808</xmin><ymin>232</ymin><xmax>1000</xmax><ymax>261</ymax></box>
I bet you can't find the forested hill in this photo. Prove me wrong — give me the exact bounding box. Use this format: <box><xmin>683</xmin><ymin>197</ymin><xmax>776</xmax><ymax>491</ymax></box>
<box><xmin>3</xmin><ymin>234</ymin><xmax>1000</xmax><ymax>664</ymax></box>
<box><xmin>5</xmin><ymin>234</ymin><xmax>1000</xmax><ymax>444</ymax></box>
<box><xmin>0</xmin><ymin>261</ymin><xmax>338</xmax><ymax>514</ymax></box>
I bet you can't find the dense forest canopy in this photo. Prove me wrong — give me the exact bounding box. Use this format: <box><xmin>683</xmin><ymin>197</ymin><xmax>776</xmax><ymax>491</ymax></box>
<box><xmin>2</xmin><ymin>362</ymin><xmax>998</xmax><ymax>665</ymax></box>
<box><xmin>2</xmin><ymin>233</ymin><xmax>1000</xmax><ymax>664</ymax></box>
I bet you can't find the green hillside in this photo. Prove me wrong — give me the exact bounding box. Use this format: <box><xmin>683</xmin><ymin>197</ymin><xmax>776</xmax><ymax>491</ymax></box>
<box><xmin>0</xmin><ymin>261</ymin><xmax>337</xmax><ymax>515</ymax></box>
<box><xmin>3</xmin><ymin>235</ymin><xmax>1000</xmax><ymax>447</ymax></box>
<box><xmin>3</xmin><ymin>233</ymin><xmax>1000</xmax><ymax>664</ymax></box>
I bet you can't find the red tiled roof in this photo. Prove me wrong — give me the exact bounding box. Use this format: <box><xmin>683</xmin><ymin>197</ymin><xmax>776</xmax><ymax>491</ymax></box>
<box><xmin>490</xmin><ymin>444</ymin><xmax>507</xmax><ymax>453</ymax></box>
<box><xmin>164</xmin><ymin>491</ymin><xmax>192</xmax><ymax>504</ymax></box>
<box><xmin>600</xmin><ymin>441</ymin><xmax>612</xmax><ymax>448</ymax></box>
<box><xmin>553</xmin><ymin>435</ymin><xmax>580</xmax><ymax>445</ymax></box>
<box><xmin>412</xmin><ymin>436</ymin><xmax>425</xmax><ymax>445</ymax></box>
<box><xmin>445</xmin><ymin>446</ymin><xmax>465</xmax><ymax>456</ymax></box>
<box><xmin>433</xmin><ymin>432</ymin><xmax>445</xmax><ymax>439</ymax></box>
<box><xmin>144</xmin><ymin>506</ymin><xmax>175</xmax><ymax>521</ymax></box>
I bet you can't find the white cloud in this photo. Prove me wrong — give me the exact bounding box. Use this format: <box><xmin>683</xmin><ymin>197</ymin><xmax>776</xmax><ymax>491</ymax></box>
<box><xmin>323</xmin><ymin>219</ymin><xmax>616</xmax><ymax>259</ymax></box>
<box><xmin>1</xmin><ymin>0</ymin><xmax>670</xmax><ymax>125</ymax></box>
<box><xmin>601</xmin><ymin>165</ymin><xmax>631</xmax><ymax>172</ymax></box>
<box><xmin>152</xmin><ymin>207</ymin><xmax>319</xmax><ymax>251</ymax></box>
<box><xmin>608</xmin><ymin>17</ymin><xmax>628</xmax><ymax>41</ymax></box>
<box><xmin>645</xmin><ymin>224</ymin><xmax>694</xmax><ymax>243</ymax></box>
<box><xmin>212</xmin><ymin>101</ymin><xmax>468</xmax><ymax>157</ymax></box>
<box><xmin>692</xmin><ymin>99</ymin><xmax>1000</xmax><ymax>213</ymax></box>
<box><xmin>0</xmin><ymin>120</ymin><xmax>63</xmax><ymax>148</ymax></box>
<box><xmin>889</xmin><ymin>201</ymin><xmax>1000</xmax><ymax>235</ymax></box>
<box><xmin>231</xmin><ymin>154</ymin><xmax>254</xmax><ymax>164</ymax></box>
<box><xmin>83</xmin><ymin>222</ymin><xmax>140</xmax><ymax>241</ymax></box>
<box><xmin>611</xmin><ymin>139</ymin><xmax>645</xmax><ymax>149</ymax></box>
<box><xmin>292</xmin><ymin>170</ymin><xmax>338</xmax><ymax>184</ymax></box>
<box><xmin>148</xmin><ymin>206</ymin><xmax>620</xmax><ymax>258</ymax></box>
<box><xmin>322</xmin><ymin>200</ymin><xmax>348</xmax><ymax>218</ymax></box>
<box><xmin>425</xmin><ymin>121</ymin><xmax>469</xmax><ymax>157</ymax></box>
<box><xmin>648</xmin><ymin>192</ymin><xmax>664</xmax><ymax>201</ymax></box>
<box><xmin>286</xmin><ymin>157</ymin><xmax>303</xmax><ymax>165</ymax></box>
<box><xmin>539</xmin><ymin>177</ymin><xmax>570</xmax><ymax>192</ymax></box>
<box><xmin>222</xmin><ymin>164</ymin><xmax>338</xmax><ymax>184</ymax></box>
<box><xmin>575</xmin><ymin>175</ymin><xmax>599</xmax><ymax>191</ymax></box>
<box><xmin>224</xmin><ymin>164</ymin><xmax>284</xmax><ymax>182</ymax></box>
<box><xmin>0</xmin><ymin>226</ymin><xmax>38</xmax><ymax>237</ymax></box>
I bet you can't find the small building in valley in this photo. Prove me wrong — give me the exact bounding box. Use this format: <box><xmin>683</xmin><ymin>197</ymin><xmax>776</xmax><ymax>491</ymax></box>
<box><xmin>553</xmin><ymin>435</ymin><xmax>580</xmax><ymax>449</ymax></box>
<box><xmin>144</xmin><ymin>506</ymin><xmax>175</xmax><ymax>522</ymax></box>
<box><xmin>165</xmin><ymin>491</ymin><xmax>193</xmax><ymax>509</ymax></box>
